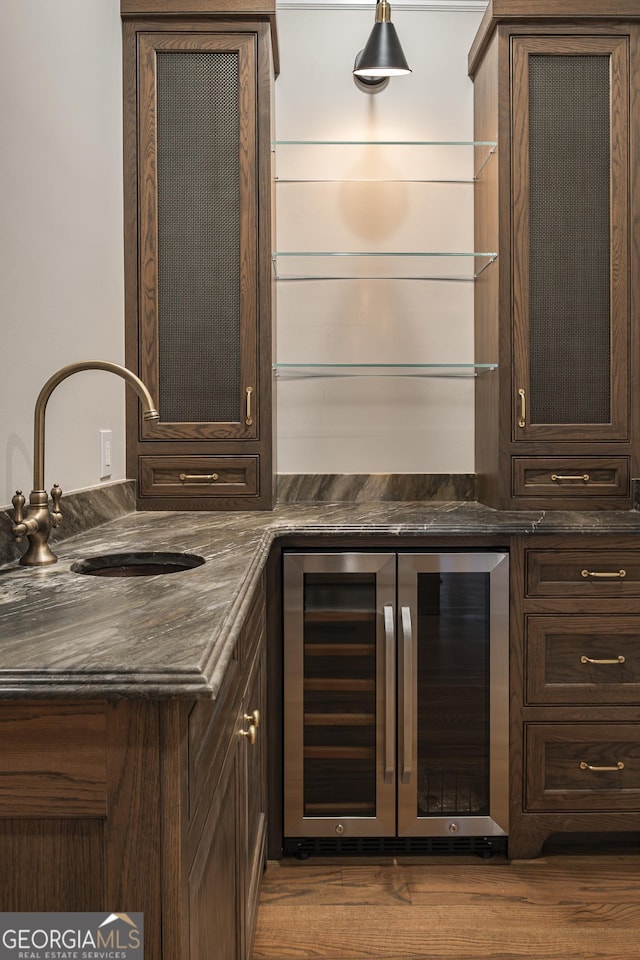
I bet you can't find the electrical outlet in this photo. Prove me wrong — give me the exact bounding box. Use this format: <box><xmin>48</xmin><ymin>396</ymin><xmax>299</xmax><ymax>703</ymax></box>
<box><xmin>100</xmin><ymin>429</ymin><xmax>113</xmax><ymax>480</ymax></box>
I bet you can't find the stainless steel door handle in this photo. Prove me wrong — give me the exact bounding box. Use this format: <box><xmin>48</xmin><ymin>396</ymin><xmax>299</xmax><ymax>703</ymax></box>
<box><xmin>401</xmin><ymin>605</ymin><xmax>413</xmax><ymax>783</ymax></box>
<box><xmin>383</xmin><ymin>604</ymin><xmax>395</xmax><ymax>784</ymax></box>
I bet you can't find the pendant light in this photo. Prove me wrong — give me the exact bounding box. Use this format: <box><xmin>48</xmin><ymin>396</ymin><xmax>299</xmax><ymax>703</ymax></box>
<box><xmin>353</xmin><ymin>0</ymin><xmax>412</xmax><ymax>89</ymax></box>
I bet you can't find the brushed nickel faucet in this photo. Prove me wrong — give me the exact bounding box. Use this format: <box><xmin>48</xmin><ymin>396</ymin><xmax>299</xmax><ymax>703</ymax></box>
<box><xmin>11</xmin><ymin>360</ymin><xmax>159</xmax><ymax>566</ymax></box>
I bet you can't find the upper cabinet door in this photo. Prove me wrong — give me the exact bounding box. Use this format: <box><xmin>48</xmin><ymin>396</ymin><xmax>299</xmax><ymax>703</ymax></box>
<box><xmin>511</xmin><ymin>36</ymin><xmax>629</xmax><ymax>443</ymax></box>
<box><xmin>137</xmin><ymin>32</ymin><xmax>258</xmax><ymax>441</ymax></box>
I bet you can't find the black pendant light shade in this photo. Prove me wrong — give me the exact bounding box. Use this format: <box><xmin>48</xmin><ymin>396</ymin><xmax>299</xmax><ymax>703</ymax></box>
<box><xmin>353</xmin><ymin>0</ymin><xmax>411</xmax><ymax>86</ymax></box>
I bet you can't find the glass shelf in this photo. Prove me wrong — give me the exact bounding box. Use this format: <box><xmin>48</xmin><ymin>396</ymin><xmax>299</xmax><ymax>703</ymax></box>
<box><xmin>273</xmin><ymin>252</ymin><xmax>497</xmax><ymax>282</ymax></box>
<box><xmin>272</xmin><ymin>140</ymin><xmax>497</xmax><ymax>183</ymax></box>
<box><xmin>273</xmin><ymin>363</ymin><xmax>498</xmax><ymax>380</ymax></box>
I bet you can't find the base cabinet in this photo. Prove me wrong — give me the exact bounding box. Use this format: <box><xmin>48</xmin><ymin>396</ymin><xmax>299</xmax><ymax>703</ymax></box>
<box><xmin>0</xmin><ymin>584</ymin><xmax>266</xmax><ymax>960</ymax></box>
<box><xmin>510</xmin><ymin>536</ymin><xmax>640</xmax><ymax>858</ymax></box>
<box><xmin>188</xmin><ymin>642</ymin><xmax>266</xmax><ymax>960</ymax></box>
<box><xmin>190</xmin><ymin>746</ymin><xmax>243</xmax><ymax>960</ymax></box>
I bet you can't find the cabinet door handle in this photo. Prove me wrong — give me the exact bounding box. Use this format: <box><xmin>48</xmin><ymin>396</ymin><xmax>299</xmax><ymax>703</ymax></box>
<box><xmin>240</xmin><ymin>724</ymin><xmax>257</xmax><ymax>746</ymax></box>
<box><xmin>579</xmin><ymin>761</ymin><xmax>624</xmax><ymax>772</ymax></box>
<box><xmin>383</xmin><ymin>605</ymin><xmax>395</xmax><ymax>784</ymax></box>
<box><xmin>580</xmin><ymin>655</ymin><xmax>625</xmax><ymax>665</ymax></box>
<box><xmin>401</xmin><ymin>605</ymin><xmax>413</xmax><ymax>784</ymax></box>
<box><xmin>581</xmin><ymin>569</ymin><xmax>626</xmax><ymax>579</ymax></box>
<box><xmin>551</xmin><ymin>474</ymin><xmax>590</xmax><ymax>483</ymax></box>
<box><xmin>245</xmin><ymin>386</ymin><xmax>254</xmax><ymax>426</ymax></box>
<box><xmin>179</xmin><ymin>473</ymin><xmax>219</xmax><ymax>483</ymax></box>
<box><xmin>517</xmin><ymin>388</ymin><xmax>526</xmax><ymax>428</ymax></box>
<box><xmin>244</xmin><ymin>709</ymin><xmax>260</xmax><ymax>728</ymax></box>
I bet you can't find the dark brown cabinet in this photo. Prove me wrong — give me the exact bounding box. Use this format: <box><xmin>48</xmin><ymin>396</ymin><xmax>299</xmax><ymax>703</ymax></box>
<box><xmin>122</xmin><ymin>4</ymin><xmax>277</xmax><ymax>510</ymax></box>
<box><xmin>470</xmin><ymin>3</ymin><xmax>640</xmax><ymax>509</ymax></box>
<box><xmin>510</xmin><ymin>535</ymin><xmax>640</xmax><ymax>859</ymax></box>
<box><xmin>189</xmin><ymin>641</ymin><xmax>266</xmax><ymax>960</ymax></box>
<box><xmin>242</xmin><ymin>649</ymin><xmax>267</xmax><ymax>951</ymax></box>
<box><xmin>0</xmin><ymin>577</ymin><xmax>267</xmax><ymax>960</ymax></box>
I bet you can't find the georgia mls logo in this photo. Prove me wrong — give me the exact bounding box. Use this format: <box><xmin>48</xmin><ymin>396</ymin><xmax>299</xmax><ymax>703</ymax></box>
<box><xmin>0</xmin><ymin>912</ymin><xmax>143</xmax><ymax>960</ymax></box>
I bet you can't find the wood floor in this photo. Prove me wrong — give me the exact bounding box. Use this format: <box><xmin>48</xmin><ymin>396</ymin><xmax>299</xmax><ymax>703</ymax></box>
<box><xmin>252</xmin><ymin>838</ymin><xmax>640</xmax><ymax>960</ymax></box>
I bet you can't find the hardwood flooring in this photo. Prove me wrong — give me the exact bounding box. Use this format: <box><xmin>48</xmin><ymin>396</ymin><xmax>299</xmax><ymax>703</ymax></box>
<box><xmin>252</xmin><ymin>838</ymin><xmax>640</xmax><ymax>960</ymax></box>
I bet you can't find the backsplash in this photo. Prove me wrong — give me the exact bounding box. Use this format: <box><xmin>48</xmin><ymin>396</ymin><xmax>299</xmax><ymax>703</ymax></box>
<box><xmin>277</xmin><ymin>473</ymin><xmax>476</xmax><ymax>503</ymax></box>
<box><xmin>3</xmin><ymin>473</ymin><xmax>639</xmax><ymax>567</ymax></box>
<box><xmin>1</xmin><ymin>475</ymin><xmax>480</xmax><ymax>567</ymax></box>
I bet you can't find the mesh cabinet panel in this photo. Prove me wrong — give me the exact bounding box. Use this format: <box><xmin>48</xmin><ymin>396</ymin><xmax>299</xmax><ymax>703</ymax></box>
<box><xmin>156</xmin><ymin>52</ymin><xmax>241</xmax><ymax>424</ymax></box>
<box><xmin>528</xmin><ymin>55</ymin><xmax>611</xmax><ymax>425</ymax></box>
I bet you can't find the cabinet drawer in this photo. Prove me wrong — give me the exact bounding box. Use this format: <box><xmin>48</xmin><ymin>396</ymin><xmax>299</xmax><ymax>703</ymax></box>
<box><xmin>525</xmin><ymin>724</ymin><xmax>640</xmax><ymax>812</ymax></box>
<box><xmin>526</xmin><ymin>616</ymin><xmax>640</xmax><ymax>704</ymax></box>
<box><xmin>526</xmin><ymin>549</ymin><xmax>640</xmax><ymax>597</ymax></box>
<box><xmin>139</xmin><ymin>456</ymin><xmax>259</xmax><ymax>499</ymax></box>
<box><xmin>512</xmin><ymin>458</ymin><xmax>629</xmax><ymax>499</ymax></box>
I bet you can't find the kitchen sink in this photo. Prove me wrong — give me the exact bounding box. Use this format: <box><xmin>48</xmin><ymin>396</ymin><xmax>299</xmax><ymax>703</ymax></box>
<box><xmin>71</xmin><ymin>551</ymin><xmax>206</xmax><ymax>578</ymax></box>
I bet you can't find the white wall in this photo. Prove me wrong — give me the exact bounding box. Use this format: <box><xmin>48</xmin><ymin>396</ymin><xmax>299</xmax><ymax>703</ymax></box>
<box><xmin>274</xmin><ymin>1</ymin><xmax>486</xmax><ymax>473</ymax></box>
<box><xmin>0</xmin><ymin>0</ymin><xmax>125</xmax><ymax>507</ymax></box>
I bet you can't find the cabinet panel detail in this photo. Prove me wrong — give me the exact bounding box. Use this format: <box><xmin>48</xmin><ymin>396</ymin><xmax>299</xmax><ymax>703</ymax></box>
<box><xmin>0</xmin><ymin>819</ymin><xmax>104</xmax><ymax>911</ymax></box>
<box><xmin>525</xmin><ymin>724</ymin><xmax>640</xmax><ymax>811</ymax></box>
<box><xmin>511</xmin><ymin>36</ymin><xmax>629</xmax><ymax>443</ymax></box>
<box><xmin>512</xmin><ymin>458</ymin><xmax>630</xmax><ymax>499</ymax></box>
<box><xmin>526</xmin><ymin>549</ymin><xmax>640</xmax><ymax>597</ymax></box>
<box><xmin>137</xmin><ymin>32</ymin><xmax>258</xmax><ymax>443</ymax></box>
<box><xmin>526</xmin><ymin>615</ymin><xmax>640</xmax><ymax>704</ymax></box>
<box><xmin>243</xmin><ymin>648</ymin><xmax>266</xmax><ymax>957</ymax></box>
<box><xmin>0</xmin><ymin>703</ymin><xmax>106</xmax><ymax>817</ymax></box>
<box><xmin>189</xmin><ymin>743</ymin><xmax>241</xmax><ymax>960</ymax></box>
<box><xmin>188</xmin><ymin>651</ymin><xmax>240</xmax><ymax>827</ymax></box>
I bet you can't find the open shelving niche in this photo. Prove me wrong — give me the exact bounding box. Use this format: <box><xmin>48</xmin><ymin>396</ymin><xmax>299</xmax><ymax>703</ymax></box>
<box><xmin>272</xmin><ymin>140</ymin><xmax>498</xmax><ymax>382</ymax></box>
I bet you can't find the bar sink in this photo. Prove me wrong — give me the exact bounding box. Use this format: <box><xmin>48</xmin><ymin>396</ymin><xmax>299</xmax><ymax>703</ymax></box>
<box><xmin>71</xmin><ymin>551</ymin><xmax>205</xmax><ymax>578</ymax></box>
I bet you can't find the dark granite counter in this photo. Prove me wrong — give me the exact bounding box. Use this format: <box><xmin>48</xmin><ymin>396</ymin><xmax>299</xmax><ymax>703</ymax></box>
<box><xmin>1</xmin><ymin>500</ymin><xmax>640</xmax><ymax>700</ymax></box>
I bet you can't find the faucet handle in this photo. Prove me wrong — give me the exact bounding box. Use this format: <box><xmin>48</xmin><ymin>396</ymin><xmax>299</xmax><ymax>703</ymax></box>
<box><xmin>50</xmin><ymin>484</ymin><xmax>63</xmax><ymax>528</ymax></box>
<box><xmin>11</xmin><ymin>490</ymin><xmax>37</xmax><ymax>543</ymax></box>
<box><xmin>11</xmin><ymin>491</ymin><xmax>27</xmax><ymax>541</ymax></box>
<box><xmin>12</xmin><ymin>490</ymin><xmax>26</xmax><ymax>524</ymax></box>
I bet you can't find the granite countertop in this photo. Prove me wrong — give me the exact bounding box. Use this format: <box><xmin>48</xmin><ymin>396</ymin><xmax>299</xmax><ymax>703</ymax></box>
<box><xmin>2</xmin><ymin>500</ymin><xmax>640</xmax><ymax>701</ymax></box>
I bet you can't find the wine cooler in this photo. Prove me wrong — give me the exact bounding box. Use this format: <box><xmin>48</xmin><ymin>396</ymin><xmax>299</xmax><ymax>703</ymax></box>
<box><xmin>283</xmin><ymin>551</ymin><xmax>509</xmax><ymax>853</ymax></box>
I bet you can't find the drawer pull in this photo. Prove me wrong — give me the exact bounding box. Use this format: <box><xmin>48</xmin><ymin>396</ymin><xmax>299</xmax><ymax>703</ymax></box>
<box><xmin>579</xmin><ymin>761</ymin><xmax>624</xmax><ymax>773</ymax></box>
<box><xmin>581</xmin><ymin>569</ymin><xmax>626</xmax><ymax>580</ymax></box>
<box><xmin>245</xmin><ymin>386</ymin><xmax>253</xmax><ymax>426</ymax></box>
<box><xmin>551</xmin><ymin>473</ymin><xmax>590</xmax><ymax>483</ymax></box>
<box><xmin>580</xmin><ymin>655</ymin><xmax>625</xmax><ymax>665</ymax></box>
<box><xmin>179</xmin><ymin>473</ymin><xmax>219</xmax><ymax>483</ymax></box>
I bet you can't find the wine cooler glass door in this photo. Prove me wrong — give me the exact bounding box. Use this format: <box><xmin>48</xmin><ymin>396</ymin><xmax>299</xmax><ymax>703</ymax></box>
<box><xmin>284</xmin><ymin>552</ymin><xmax>396</xmax><ymax>837</ymax></box>
<box><xmin>396</xmin><ymin>552</ymin><xmax>509</xmax><ymax>838</ymax></box>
